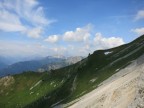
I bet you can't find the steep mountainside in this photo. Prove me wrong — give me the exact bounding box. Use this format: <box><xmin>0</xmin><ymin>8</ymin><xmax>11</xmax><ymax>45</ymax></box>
<box><xmin>68</xmin><ymin>54</ymin><xmax>144</xmax><ymax>108</ymax></box>
<box><xmin>0</xmin><ymin>35</ymin><xmax>144</xmax><ymax>108</ymax></box>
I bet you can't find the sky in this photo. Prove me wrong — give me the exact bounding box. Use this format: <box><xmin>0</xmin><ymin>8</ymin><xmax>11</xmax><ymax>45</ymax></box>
<box><xmin>0</xmin><ymin>0</ymin><xmax>144</xmax><ymax>59</ymax></box>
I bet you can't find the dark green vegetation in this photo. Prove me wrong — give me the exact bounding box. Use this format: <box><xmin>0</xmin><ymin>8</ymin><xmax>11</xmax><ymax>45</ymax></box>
<box><xmin>0</xmin><ymin>35</ymin><xmax>144</xmax><ymax>108</ymax></box>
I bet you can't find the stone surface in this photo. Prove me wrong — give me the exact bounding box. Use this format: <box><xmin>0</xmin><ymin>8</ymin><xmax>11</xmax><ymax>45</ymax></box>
<box><xmin>68</xmin><ymin>55</ymin><xmax>144</xmax><ymax>108</ymax></box>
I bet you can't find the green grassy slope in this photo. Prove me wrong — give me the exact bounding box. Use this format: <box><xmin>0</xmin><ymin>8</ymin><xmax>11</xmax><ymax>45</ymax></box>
<box><xmin>0</xmin><ymin>71</ymin><xmax>68</xmax><ymax>108</ymax></box>
<box><xmin>0</xmin><ymin>35</ymin><xmax>144</xmax><ymax>108</ymax></box>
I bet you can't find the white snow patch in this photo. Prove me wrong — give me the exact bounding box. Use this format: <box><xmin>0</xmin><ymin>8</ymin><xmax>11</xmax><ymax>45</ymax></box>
<box><xmin>61</xmin><ymin>79</ymin><xmax>64</xmax><ymax>83</ymax></box>
<box><xmin>104</xmin><ymin>51</ymin><xmax>113</xmax><ymax>55</ymax></box>
<box><xmin>54</xmin><ymin>84</ymin><xmax>57</xmax><ymax>87</ymax></box>
<box><xmin>90</xmin><ymin>78</ymin><xmax>97</xmax><ymax>83</ymax></box>
<box><xmin>30</xmin><ymin>92</ymin><xmax>34</xmax><ymax>95</ymax></box>
<box><xmin>50</xmin><ymin>81</ymin><xmax>55</xmax><ymax>85</ymax></box>
<box><xmin>80</xmin><ymin>91</ymin><xmax>86</xmax><ymax>95</ymax></box>
<box><xmin>30</xmin><ymin>80</ymin><xmax>42</xmax><ymax>90</ymax></box>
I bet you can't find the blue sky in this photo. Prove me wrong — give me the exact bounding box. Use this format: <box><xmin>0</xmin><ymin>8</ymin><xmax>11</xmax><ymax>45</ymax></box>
<box><xmin>0</xmin><ymin>0</ymin><xmax>144</xmax><ymax>59</ymax></box>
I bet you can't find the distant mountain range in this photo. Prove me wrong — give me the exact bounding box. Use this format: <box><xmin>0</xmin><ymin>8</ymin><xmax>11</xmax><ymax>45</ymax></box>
<box><xmin>38</xmin><ymin>56</ymin><xmax>84</xmax><ymax>72</ymax></box>
<box><xmin>0</xmin><ymin>56</ymin><xmax>9</xmax><ymax>70</ymax></box>
<box><xmin>0</xmin><ymin>56</ymin><xmax>84</xmax><ymax>77</ymax></box>
<box><xmin>0</xmin><ymin>61</ymin><xmax>7</xmax><ymax>70</ymax></box>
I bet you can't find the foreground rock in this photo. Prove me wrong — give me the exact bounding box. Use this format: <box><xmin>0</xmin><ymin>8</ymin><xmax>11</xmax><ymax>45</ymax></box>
<box><xmin>68</xmin><ymin>55</ymin><xmax>144</xmax><ymax>108</ymax></box>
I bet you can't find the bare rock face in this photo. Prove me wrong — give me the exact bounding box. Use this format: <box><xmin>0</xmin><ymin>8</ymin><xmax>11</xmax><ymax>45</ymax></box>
<box><xmin>128</xmin><ymin>55</ymin><xmax>144</xmax><ymax>108</ymax></box>
<box><xmin>0</xmin><ymin>76</ymin><xmax>15</xmax><ymax>95</ymax></box>
<box><xmin>37</xmin><ymin>56</ymin><xmax>83</xmax><ymax>72</ymax></box>
<box><xmin>0</xmin><ymin>76</ymin><xmax>15</xmax><ymax>87</ymax></box>
<box><xmin>66</xmin><ymin>56</ymin><xmax>83</xmax><ymax>65</ymax></box>
<box><xmin>68</xmin><ymin>55</ymin><xmax>144</xmax><ymax>108</ymax></box>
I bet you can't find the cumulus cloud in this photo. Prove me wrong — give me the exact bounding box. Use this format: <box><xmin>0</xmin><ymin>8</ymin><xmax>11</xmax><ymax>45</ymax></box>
<box><xmin>44</xmin><ymin>24</ymin><xmax>92</xmax><ymax>43</ymax></box>
<box><xmin>44</xmin><ymin>35</ymin><xmax>59</xmax><ymax>43</ymax></box>
<box><xmin>42</xmin><ymin>25</ymin><xmax>125</xmax><ymax>56</ymax></box>
<box><xmin>0</xmin><ymin>0</ymin><xmax>53</xmax><ymax>38</ymax></box>
<box><xmin>135</xmin><ymin>10</ymin><xmax>144</xmax><ymax>21</ymax></box>
<box><xmin>131</xmin><ymin>27</ymin><xmax>144</xmax><ymax>35</ymax></box>
<box><xmin>63</xmin><ymin>24</ymin><xmax>91</xmax><ymax>42</ymax></box>
<box><xmin>93</xmin><ymin>32</ymin><xmax>125</xmax><ymax>49</ymax></box>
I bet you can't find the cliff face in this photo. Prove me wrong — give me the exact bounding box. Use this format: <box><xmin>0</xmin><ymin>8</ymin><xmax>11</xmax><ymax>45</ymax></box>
<box><xmin>68</xmin><ymin>54</ymin><xmax>144</xmax><ymax>108</ymax></box>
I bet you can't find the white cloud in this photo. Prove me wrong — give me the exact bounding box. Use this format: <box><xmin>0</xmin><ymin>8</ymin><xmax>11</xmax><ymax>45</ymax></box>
<box><xmin>25</xmin><ymin>27</ymin><xmax>43</xmax><ymax>39</ymax></box>
<box><xmin>42</xmin><ymin>24</ymin><xmax>125</xmax><ymax>56</ymax></box>
<box><xmin>51</xmin><ymin>46</ymin><xmax>67</xmax><ymax>53</ymax></box>
<box><xmin>45</xmin><ymin>24</ymin><xmax>92</xmax><ymax>43</ymax></box>
<box><xmin>131</xmin><ymin>27</ymin><xmax>144</xmax><ymax>35</ymax></box>
<box><xmin>0</xmin><ymin>0</ymin><xmax>53</xmax><ymax>38</ymax></box>
<box><xmin>0</xmin><ymin>10</ymin><xmax>26</xmax><ymax>32</ymax></box>
<box><xmin>44</xmin><ymin>35</ymin><xmax>59</xmax><ymax>43</ymax></box>
<box><xmin>0</xmin><ymin>40</ymin><xmax>49</xmax><ymax>57</ymax></box>
<box><xmin>14</xmin><ymin>0</ymin><xmax>50</xmax><ymax>26</ymax></box>
<box><xmin>63</xmin><ymin>24</ymin><xmax>91</xmax><ymax>42</ymax></box>
<box><xmin>135</xmin><ymin>10</ymin><xmax>144</xmax><ymax>21</ymax></box>
<box><xmin>93</xmin><ymin>32</ymin><xmax>125</xmax><ymax>49</ymax></box>
<box><xmin>0</xmin><ymin>40</ymin><xmax>69</xmax><ymax>58</ymax></box>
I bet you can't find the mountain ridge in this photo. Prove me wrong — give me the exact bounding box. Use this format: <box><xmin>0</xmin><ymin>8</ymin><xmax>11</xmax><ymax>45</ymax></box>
<box><xmin>0</xmin><ymin>56</ymin><xmax>83</xmax><ymax>77</ymax></box>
